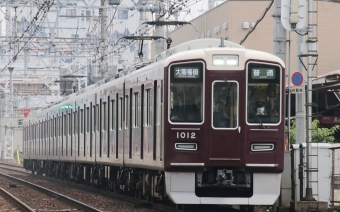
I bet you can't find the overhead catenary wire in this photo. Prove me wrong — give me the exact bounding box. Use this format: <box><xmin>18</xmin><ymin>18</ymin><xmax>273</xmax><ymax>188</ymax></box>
<box><xmin>0</xmin><ymin>0</ymin><xmax>54</xmax><ymax>73</ymax></box>
<box><xmin>0</xmin><ymin>0</ymin><xmax>197</xmax><ymax>100</ymax></box>
<box><xmin>239</xmin><ymin>0</ymin><xmax>274</xmax><ymax>45</ymax></box>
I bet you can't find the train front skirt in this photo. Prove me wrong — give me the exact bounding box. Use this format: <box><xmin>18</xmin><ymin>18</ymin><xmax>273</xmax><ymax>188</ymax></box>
<box><xmin>165</xmin><ymin>172</ymin><xmax>281</xmax><ymax>205</ymax></box>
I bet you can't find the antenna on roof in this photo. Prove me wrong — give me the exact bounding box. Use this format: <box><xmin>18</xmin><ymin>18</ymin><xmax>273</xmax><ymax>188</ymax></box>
<box><xmin>219</xmin><ymin>37</ymin><xmax>226</xmax><ymax>47</ymax></box>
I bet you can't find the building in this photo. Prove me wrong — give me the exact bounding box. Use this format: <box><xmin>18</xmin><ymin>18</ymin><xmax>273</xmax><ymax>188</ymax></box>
<box><xmin>153</xmin><ymin>0</ymin><xmax>340</xmax><ymax>77</ymax></box>
<box><xmin>0</xmin><ymin>0</ymin><xmax>153</xmax><ymax>158</ymax></box>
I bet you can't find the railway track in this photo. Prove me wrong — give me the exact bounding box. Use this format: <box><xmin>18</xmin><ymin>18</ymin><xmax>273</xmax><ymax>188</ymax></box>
<box><xmin>0</xmin><ymin>162</ymin><xmax>249</xmax><ymax>212</ymax></box>
<box><xmin>0</xmin><ymin>170</ymin><xmax>102</xmax><ymax>211</ymax></box>
<box><xmin>0</xmin><ymin>185</ymin><xmax>34</xmax><ymax>212</ymax></box>
<box><xmin>0</xmin><ymin>163</ymin><xmax>177</xmax><ymax>212</ymax></box>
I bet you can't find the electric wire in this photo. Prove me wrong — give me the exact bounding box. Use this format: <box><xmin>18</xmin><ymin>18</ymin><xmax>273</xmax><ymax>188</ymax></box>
<box><xmin>239</xmin><ymin>0</ymin><xmax>274</xmax><ymax>45</ymax></box>
<box><xmin>0</xmin><ymin>0</ymin><xmax>197</xmax><ymax>103</ymax></box>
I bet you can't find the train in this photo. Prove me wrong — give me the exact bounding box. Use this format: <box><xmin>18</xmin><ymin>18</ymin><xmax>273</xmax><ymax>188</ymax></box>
<box><xmin>23</xmin><ymin>38</ymin><xmax>285</xmax><ymax>210</ymax></box>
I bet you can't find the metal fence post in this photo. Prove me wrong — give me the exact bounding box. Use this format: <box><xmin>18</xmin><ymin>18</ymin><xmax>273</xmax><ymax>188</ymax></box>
<box><xmin>332</xmin><ymin>148</ymin><xmax>335</xmax><ymax>206</ymax></box>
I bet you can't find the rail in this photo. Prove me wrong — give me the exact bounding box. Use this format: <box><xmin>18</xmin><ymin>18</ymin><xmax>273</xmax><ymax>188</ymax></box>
<box><xmin>0</xmin><ymin>186</ymin><xmax>34</xmax><ymax>212</ymax></box>
<box><xmin>0</xmin><ymin>172</ymin><xmax>103</xmax><ymax>212</ymax></box>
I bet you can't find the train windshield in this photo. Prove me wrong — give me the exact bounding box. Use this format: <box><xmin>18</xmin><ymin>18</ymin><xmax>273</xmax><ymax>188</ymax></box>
<box><xmin>247</xmin><ymin>63</ymin><xmax>281</xmax><ymax>124</ymax></box>
<box><xmin>169</xmin><ymin>62</ymin><xmax>204</xmax><ymax>123</ymax></box>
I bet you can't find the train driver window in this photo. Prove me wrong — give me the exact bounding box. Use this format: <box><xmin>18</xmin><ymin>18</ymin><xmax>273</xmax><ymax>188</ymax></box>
<box><xmin>212</xmin><ymin>81</ymin><xmax>238</xmax><ymax>129</ymax></box>
<box><xmin>247</xmin><ymin>63</ymin><xmax>281</xmax><ymax>124</ymax></box>
<box><xmin>169</xmin><ymin>62</ymin><xmax>204</xmax><ymax>123</ymax></box>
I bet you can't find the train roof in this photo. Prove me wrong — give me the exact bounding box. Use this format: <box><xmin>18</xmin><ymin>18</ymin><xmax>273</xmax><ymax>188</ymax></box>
<box><xmin>154</xmin><ymin>38</ymin><xmax>244</xmax><ymax>62</ymax></box>
<box><xmin>34</xmin><ymin>38</ymin><xmax>284</xmax><ymax>116</ymax></box>
<box><xmin>162</xmin><ymin>39</ymin><xmax>284</xmax><ymax>69</ymax></box>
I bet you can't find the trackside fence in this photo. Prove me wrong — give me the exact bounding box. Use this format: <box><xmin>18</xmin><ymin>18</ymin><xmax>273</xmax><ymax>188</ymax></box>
<box><xmin>331</xmin><ymin>146</ymin><xmax>340</xmax><ymax>206</ymax></box>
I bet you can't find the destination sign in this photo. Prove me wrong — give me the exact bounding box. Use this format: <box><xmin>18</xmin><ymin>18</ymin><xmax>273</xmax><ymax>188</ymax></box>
<box><xmin>174</xmin><ymin>67</ymin><xmax>200</xmax><ymax>79</ymax></box>
<box><xmin>251</xmin><ymin>67</ymin><xmax>276</xmax><ymax>79</ymax></box>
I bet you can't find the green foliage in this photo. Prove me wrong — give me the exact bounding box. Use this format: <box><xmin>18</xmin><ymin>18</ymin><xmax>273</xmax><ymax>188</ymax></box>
<box><xmin>287</xmin><ymin>119</ymin><xmax>340</xmax><ymax>144</ymax></box>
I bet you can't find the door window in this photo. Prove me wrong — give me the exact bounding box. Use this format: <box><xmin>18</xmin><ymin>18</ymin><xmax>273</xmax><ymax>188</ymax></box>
<box><xmin>212</xmin><ymin>81</ymin><xmax>238</xmax><ymax>129</ymax></box>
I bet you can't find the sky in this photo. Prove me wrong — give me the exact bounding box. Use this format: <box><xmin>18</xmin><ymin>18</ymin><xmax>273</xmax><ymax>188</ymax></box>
<box><xmin>177</xmin><ymin>0</ymin><xmax>226</xmax><ymax>22</ymax></box>
<box><xmin>178</xmin><ymin>0</ymin><xmax>207</xmax><ymax>21</ymax></box>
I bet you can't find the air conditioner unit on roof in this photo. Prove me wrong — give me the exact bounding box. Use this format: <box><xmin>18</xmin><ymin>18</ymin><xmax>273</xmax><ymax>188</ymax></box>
<box><xmin>109</xmin><ymin>0</ymin><xmax>120</xmax><ymax>5</ymax></box>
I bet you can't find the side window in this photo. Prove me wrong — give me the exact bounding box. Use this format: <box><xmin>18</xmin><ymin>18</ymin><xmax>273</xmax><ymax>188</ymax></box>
<box><xmin>103</xmin><ymin>101</ymin><xmax>107</xmax><ymax>131</ymax></box>
<box><xmin>80</xmin><ymin>109</ymin><xmax>84</xmax><ymax>134</ymax></box>
<box><xmin>96</xmin><ymin>104</ymin><xmax>99</xmax><ymax>132</ymax></box>
<box><xmin>125</xmin><ymin>95</ymin><xmax>129</xmax><ymax>129</ymax></box>
<box><xmin>146</xmin><ymin>89</ymin><xmax>152</xmax><ymax>126</ymax></box>
<box><xmin>86</xmin><ymin>107</ymin><xmax>90</xmax><ymax>133</ymax></box>
<box><xmin>119</xmin><ymin>97</ymin><xmax>123</xmax><ymax>130</ymax></box>
<box><xmin>212</xmin><ymin>81</ymin><xmax>238</xmax><ymax>129</ymax></box>
<box><xmin>111</xmin><ymin>99</ymin><xmax>115</xmax><ymax>130</ymax></box>
<box><xmin>69</xmin><ymin>112</ymin><xmax>72</xmax><ymax>136</ymax></box>
<box><xmin>64</xmin><ymin>114</ymin><xmax>67</xmax><ymax>136</ymax></box>
<box><xmin>134</xmin><ymin>92</ymin><xmax>139</xmax><ymax>128</ymax></box>
<box><xmin>74</xmin><ymin>111</ymin><xmax>78</xmax><ymax>135</ymax></box>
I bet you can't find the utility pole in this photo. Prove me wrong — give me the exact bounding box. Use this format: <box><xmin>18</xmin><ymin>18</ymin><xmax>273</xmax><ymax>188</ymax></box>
<box><xmin>281</xmin><ymin>0</ymin><xmax>307</xmax><ymax>202</ymax></box>
<box><xmin>273</xmin><ymin>0</ymin><xmax>286</xmax><ymax>207</ymax></box>
<box><xmin>4</xmin><ymin>67</ymin><xmax>14</xmax><ymax>160</ymax></box>
<box><xmin>295</xmin><ymin>33</ymin><xmax>306</xmax><ymax>147</ymax></box>
<box><xmin>100</xmin><ymin>0</ymin><xmax>108</xmax><ymax>79</ymax></box>
<box><xmin>304</xmin><ymin>0</ymin><xmax>317</xmax><ymax>201</ymax></box>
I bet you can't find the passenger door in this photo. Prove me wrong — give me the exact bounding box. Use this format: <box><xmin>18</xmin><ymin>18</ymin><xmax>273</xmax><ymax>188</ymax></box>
<box><xmin>209</xmin><ymin>74</ymin><xmax>241</xmax><ymax>161</ymax></box>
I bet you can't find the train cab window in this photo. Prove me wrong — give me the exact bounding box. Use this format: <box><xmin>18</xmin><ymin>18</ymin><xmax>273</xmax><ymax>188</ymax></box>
<box><xmin>169</xmin><ymin>62</ymin><xmax>204</xmax><ymax>123</ymax></box>
<box><xmin>247</xmin><ymin>63</ymin><xmax>281</xmax><ymax>124</ymax></box>
<box><xmin>212</xmin><ymin>81</ymin><xmax>238</xmax><ymax>129</ymax></box>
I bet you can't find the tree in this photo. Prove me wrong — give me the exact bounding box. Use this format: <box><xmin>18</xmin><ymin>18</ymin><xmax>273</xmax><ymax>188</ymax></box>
<box><xmin>287</xmin><ymin>119</ymin><xmax>340</xmax><ymax>144</ymax></box>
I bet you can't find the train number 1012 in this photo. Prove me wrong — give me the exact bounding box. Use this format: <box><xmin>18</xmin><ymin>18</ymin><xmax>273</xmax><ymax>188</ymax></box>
<box><xmin>176</xmin><ymin>132</ymin><xmax>196</xmax><ymax>139</ymax></box>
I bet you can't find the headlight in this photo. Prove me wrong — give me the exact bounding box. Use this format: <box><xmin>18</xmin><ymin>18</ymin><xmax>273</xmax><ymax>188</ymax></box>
<box><xmin>212</xmin><ymin>55</ymin><xmax>239</xmax><ymax>67</ymax></box>
<box><xmin>175</xmin><ymin>143</ymin><xmax>198</xmax><ymax>151</ymax></box>
<box><xmin>251</xmin><ymin>143</ymin><xmax>274</xmax><ymax>151</ymax></box>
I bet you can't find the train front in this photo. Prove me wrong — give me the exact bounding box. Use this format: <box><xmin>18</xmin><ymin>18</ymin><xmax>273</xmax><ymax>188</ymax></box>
<box><xmin>163</xmin><ymin>46</ymin><xmax>285</xmax><ymax>206</ymax></box>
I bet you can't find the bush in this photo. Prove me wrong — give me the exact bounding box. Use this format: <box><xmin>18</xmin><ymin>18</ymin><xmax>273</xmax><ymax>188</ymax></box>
<box><xmin>287</xmin><ymin>119</ymin><xmax>340</xmax><ymax>144</ymax></box>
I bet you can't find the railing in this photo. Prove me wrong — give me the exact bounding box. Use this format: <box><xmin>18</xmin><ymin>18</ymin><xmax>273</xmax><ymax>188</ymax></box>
<box><xmin>331</xmin><ymin>146</ymin><xmax>340</xmax><ymax>206</ymax></box>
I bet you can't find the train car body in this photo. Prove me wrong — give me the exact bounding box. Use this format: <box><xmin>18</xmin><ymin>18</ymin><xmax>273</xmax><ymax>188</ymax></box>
<box><xmin>23</xmin><ymin>38</ymin><xmax>285</xmax><ymax>207</ymax></box>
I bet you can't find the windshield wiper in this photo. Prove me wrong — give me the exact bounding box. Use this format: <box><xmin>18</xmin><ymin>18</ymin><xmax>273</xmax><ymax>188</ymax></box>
<box><xmin>250</xmin><ymin>108</ymin><xmax>264</xmax><ymax>129</ymax></box>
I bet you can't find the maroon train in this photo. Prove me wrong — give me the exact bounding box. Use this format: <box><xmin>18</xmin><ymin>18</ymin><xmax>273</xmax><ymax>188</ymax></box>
<box><xmin>23</xmin><ymin>38</ymin><xmax>285</xmax><ymax>209</ymax></box>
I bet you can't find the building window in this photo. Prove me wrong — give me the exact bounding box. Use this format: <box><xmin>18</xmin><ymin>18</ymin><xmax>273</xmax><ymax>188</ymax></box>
<box><xmin>66</xmin><ymin>9</ymin><xmax>77</xmax><ymax>17</ymax></box>
<box><xmin>18</xmin><ymin>119</ymin><xmax>23</xmax><ymax>127</ymax></box>
<box><xmin>86</xmin><ymin>10</ymin><xmax>91</xmax><ymax>21</ymax></box>
<box><xmin>118</xmin><ymin>10</ymin><xmax>128</xmax><ymax>19</ymax></box>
